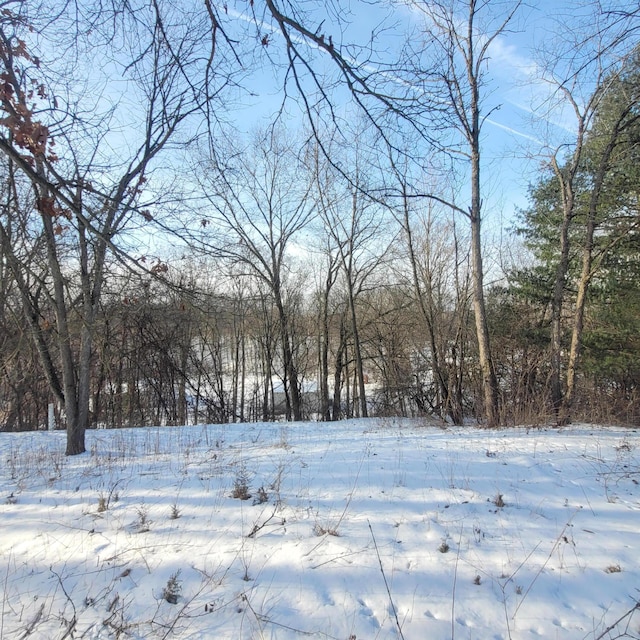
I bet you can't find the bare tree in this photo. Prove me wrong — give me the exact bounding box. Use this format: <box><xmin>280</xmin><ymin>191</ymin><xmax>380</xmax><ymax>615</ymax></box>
<box><xmin>0</xmin><ymin>194</ymin><xmax>50</xmax><ymax>431</ymax></box>
<box><xmin>311</xmin><ymin>131</ymin><xmax>395</xmax><ymax>419</ymax></box>
<box><xmin>0</xmin><ymin>3</ymin><xmax>209</xmax><ymax>453</ymax></box>
<box><xmin>396</xmin><ymin>191</ymin><xmax>472</xmax><ymax>423</ymax></box>
<box><xmin>310</xmin><ymin>246</ymin><xmax>341</xmax><ymax>421</ymax></box>
<box><xmin>199</xmin><ymin>128</ymin><xmax>316</xmax><ymax>421</ymax></box>
<box><xmin>383</xmin><ymin>0</ymin><xmax>522</xmax><ymax>426</ymax></box>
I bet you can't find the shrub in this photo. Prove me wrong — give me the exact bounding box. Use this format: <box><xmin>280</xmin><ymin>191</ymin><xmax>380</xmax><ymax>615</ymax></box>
<box><xmin>162</xmin><ymin>571</ymin><xmax>182</xmax><ymax>604</ymax></box>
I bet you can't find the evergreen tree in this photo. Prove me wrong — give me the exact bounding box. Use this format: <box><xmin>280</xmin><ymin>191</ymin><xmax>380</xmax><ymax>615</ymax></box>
<box><xmin>511</xmin><ymin>49</ymin><xmax>640</xmax><ymax>421</ymax></box>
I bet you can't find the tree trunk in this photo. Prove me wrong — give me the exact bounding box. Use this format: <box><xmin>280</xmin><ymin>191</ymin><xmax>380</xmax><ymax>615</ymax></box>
<box><xmin>274</xmin><ymin>283</ymin><xmax>303</xmax><ymax>421</ymax></box>
<box><xmin>550</xmin><ymin>204</ymin><xmax>573</xmax><ymax>424</ymax></box>
<box><xmin>41</xmin><ymin>203</ymin><xmax>87</xmax><ymax>454</ymax></box>
<box><xmin>563</xmin><ymin>126</ymin><xmax>620</xmax><ymax>422</ymax></box>
<box><xmin>470</xmin><ymin>210</ymin><xmax>499</xmax><ymax>427</ymax></box>
<box><xmin>232</xmin><ymin>330</ymin><xmax>240</xmax><ymax>422</ymax></box>
<box><xmin>239</xmin><ymin>329</ymin><xmax>246</xmax><ymax>423</ymax></box>
<box><xmin>346</xmin><ymin>275</ymin><xmax>368</xmax><ymax>419</ymax></box>
<box><xmin>470</xmin><ymin>128</ymin><xmax>499</xmax><ymax>427</ymax></box>
<box><xmin>262</xmin><ymin>345</ymin><xmax>271</xmax><ymax>423</ymax></box>
<box><xmin>331</xmin><ymin>320</ymin><xmax>347</xmax><ymax>420</ymax></box>
<box><xmin>401</xmin><ymin>193</ymin><xmax>462</xmax><ymax>423</ymax></box>
<box><xmin>318</xmin><ymin>285</ymin><xmax>331</xmax><ymax>421</ymax></box>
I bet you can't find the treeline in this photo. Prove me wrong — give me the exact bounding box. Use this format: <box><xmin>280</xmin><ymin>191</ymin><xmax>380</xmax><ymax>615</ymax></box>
<box><xmin>2</xmin><ymin>181</ymin><xmax>638</xmax><ymax>433</ymax></box>
<box><xmin>0</xmin><ymin>2</ymin><xmax>639</xmax><ymax>454</ymax></box>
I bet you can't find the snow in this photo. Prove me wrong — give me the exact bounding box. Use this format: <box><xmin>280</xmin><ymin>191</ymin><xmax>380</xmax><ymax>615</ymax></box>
<box><xmin>1</xmin><ymin>419</ymin><xmax>639</xmax><ymax>639</ymax></box>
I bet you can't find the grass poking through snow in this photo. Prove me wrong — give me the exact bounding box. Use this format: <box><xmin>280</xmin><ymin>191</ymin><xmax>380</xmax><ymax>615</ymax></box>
<box><xmin>0</xmin><ymin>419</ymin><xmax>639</xmax><ymax>639</ymax></box>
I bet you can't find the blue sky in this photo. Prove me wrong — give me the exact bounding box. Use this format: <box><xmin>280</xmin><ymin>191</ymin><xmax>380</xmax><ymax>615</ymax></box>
<box><xmin>220</xmin><ymin>0</ymin><xmax>608</xmax><ymax>230</ymax></box>
<box><xmin>43</xmin><ymin>0</ymin><xmax>628</xmax><ymax>254</ymax></box>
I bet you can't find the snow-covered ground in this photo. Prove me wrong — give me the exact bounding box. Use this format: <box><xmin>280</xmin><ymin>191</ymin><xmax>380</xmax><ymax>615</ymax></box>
<box><xmin>1</xmin><ymin>419</ymin><xmax>638</xmax><ymax>639</ymax></box>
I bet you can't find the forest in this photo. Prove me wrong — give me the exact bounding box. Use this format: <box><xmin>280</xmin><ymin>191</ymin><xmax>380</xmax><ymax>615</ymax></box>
<box><xmin>0</xmin><ymin>0</ymin><xmax>639</xmax><ymax>455</ymax></box>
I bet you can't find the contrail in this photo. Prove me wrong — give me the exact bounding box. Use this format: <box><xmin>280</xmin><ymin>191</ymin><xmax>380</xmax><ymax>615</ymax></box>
<box><xmin>485</xmin><ymin>117</ymin><xmax>545</xmax><ymax>145</ymax></box>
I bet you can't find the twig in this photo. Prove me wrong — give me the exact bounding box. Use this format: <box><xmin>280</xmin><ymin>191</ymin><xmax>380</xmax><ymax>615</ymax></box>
<box><xmin>512</xmin><ymin>512</ymin><xmax>579</xmax><ymax>619</ymax></box>
<box><xmin>1</xmin><ymin>549</ymin><xmax>10</xmax><ymax>640</ymax></box>
<box><xmin>593</xmin><ymin>601</ymin><xmax>640</xmax><ymax>640</ymax></box>
<box><xmin>243</xmin><ymin>592</ymin><xmax>320</xmax><ymax>637</ymax></box>
<box><xmin>303</xmin><ymin>453</ymin><xmax>364</xmax><ymax>558</ymax></box>
<box><xmin>311</xmin><ymin>545</ymin><xmax>370</xmax><ymax>570</ymax></box>
<box><xmin>18</xmin><ymin>603</ymin><xmax>45</xmax><ymax>640</ymax></box>
<box><xmin>451</xmin><ymin>526</ymin><xmax>463</xmax><ymax>640</ymax></box>
<box><xmin>368</xmin><ymin>520</ymin><xmax>405</xmax><ymax>640</ymax></box>
<box><xmin>247</xmin><ymin>505</ymin><xmax>281</xmax><ymax>538</ymax></box>
<box><xmin>50</xmin><ymin>567</ymin><xmax>77</xmax><ymax>639</ymax></box>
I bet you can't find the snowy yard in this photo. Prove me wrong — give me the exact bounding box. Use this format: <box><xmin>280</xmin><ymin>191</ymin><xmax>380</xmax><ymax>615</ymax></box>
<box><xmin>1</xmin><ymin>419</ymin><xmax>639</xmax><ymax>639</ymax></box>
